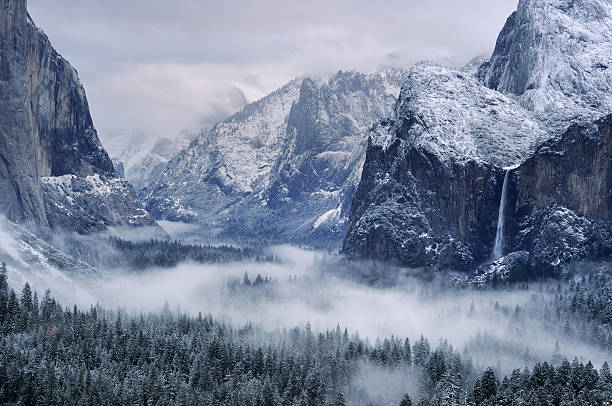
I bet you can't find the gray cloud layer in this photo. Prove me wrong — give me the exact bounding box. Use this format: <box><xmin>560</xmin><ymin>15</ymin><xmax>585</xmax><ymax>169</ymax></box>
<box><xmin>28</xmin><ymin>0</ymin><xmax>518</xmax><ymax>151</ymax></box>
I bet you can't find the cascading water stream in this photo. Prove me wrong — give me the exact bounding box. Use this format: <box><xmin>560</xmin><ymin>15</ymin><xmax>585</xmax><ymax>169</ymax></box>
<box><xmin>492</xmin><ymin>170</ymin><xmax>510</xmax><ymax>261</ymax></box>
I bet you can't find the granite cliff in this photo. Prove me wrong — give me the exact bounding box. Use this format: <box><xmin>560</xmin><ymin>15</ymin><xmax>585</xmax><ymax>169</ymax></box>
<box><xmin>145</xmin><ymin>70</ymin><xmax>406</xmax><ymax>245</ymax></box>
<box><xmin>0</xmin><ymin>0</ymin><xmax>154</xmax><ymax>233</ymax></box>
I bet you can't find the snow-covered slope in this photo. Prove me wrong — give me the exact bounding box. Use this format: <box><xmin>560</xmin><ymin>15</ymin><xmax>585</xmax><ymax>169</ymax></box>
<box><xmin>380</xmin><ymin>63</ymin><xmax>547</xmax><ymax>167</ymax></box>
<box><xmin>145</xmin><ymin>69</ymin><xmax>406</xmax><ymax>244</ymax></box>
<box><xmin>41</xmin><ymin>174</ymin><xmax>156</xmax><ymax>233</ymax></box>
<box><xmin>0</xmin><ymin>215</ymin><xmax>96</xmax><ymax>305</ymax></box>
<box><xmin>144</xmin><ymin>79</ymin><xmax>303</xmax><ymax>224</ymax></box>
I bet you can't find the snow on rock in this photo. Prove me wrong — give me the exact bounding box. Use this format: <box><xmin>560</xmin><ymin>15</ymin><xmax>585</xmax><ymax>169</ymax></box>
<box><xmin>392</xmin><ymin>63</ymin><xmax>548</xmax><ymax>167</ymax></box>
<box><xmin>313</xmin><ymin>205</ymin><xmax>343</xmax><ymax>230</ymax></box>
<box><xmin>0</xmin><ymin>215</ymin><xmax>97</xmax><ymax>305</ymax></box>
<box><xmin>144</xmin><ymin>79</ymin><xmax>303</xmax><ymax>223</ymax></box>
<box><xmin>145</xmin><ymin>69</ymin><xmax>408</xmax><ymax>245</ymax></box>
<box><xmin>41</xmin><ymin>174</ymin><xmax>156</xmax><ymax>234</ymax></box>
<box><xmin>479</xmin><ymin>0</ymin><xmax>612</xmax><ymax>132</ymax></box>
<box><xmin>472</xmin><ymin>251</ymin><xmax>531</xmax><ymax>286</ymax></box>
<box><xmin>343</xmin><ymin>0</ymin><xmax>612</xmax><ymax>271</ymax></box>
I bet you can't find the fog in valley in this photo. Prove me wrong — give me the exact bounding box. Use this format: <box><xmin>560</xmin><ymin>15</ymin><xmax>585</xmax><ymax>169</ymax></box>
<box><xmin>1</xmin><ymin>218</ymin><xmax>611</xmax><ymax>404</ymax></box>
<box><xmin>1</xmin><ymin>219</ymin><xmax>606</xmax><ymax>369</ymax></box>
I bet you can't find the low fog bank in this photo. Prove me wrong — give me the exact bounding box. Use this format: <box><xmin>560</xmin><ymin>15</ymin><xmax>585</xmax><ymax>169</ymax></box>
<box><xmin>1</xmin><ymin>214</ymin><xmax>607</xmax><ymax>375</ymax></box>
<box><xmin>76</xmin><ymin>245</ymin><xmax>608</xmax><ymax>372</ymax></box>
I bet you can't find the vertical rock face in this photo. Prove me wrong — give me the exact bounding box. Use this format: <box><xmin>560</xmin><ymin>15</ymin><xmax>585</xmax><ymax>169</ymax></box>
<box><xmin>507</xmin><ymin>115</ymin><xmax>612</xmax><ymax>267</ymax></box>
<box><xmin>343</xmin><ymin>0</ymin><xmax>612</xmax><ymax>272</ymax></box>
<box><xmin>145</xmin><ymin>69</ymin><xmax>406</xmax><ymax>244</ymax></box>
<box><xmin>145</xmin><ymin>79</ymin><xmax>304</xmax><ymax>224</ymax></box>
<box><xmin>0</xmin><ymin>0</ymin><xmax>153</xmax><ymax>232</ymax></box>
<box><xmin>264</xmin><ymin>70</ymin><xmax>403</xmax><ymax>242</ymax></box>
<box><xmin>1</xmin><ymin>0</ymin><xmax>48</xmax><ymax>226</ymax></box>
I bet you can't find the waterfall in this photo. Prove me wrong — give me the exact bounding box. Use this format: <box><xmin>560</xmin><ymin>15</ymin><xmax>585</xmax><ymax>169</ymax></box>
<box><xmin>492</xmin><ymin>170</ymin><xmax>510</xmax><ymax>261</ymax></box>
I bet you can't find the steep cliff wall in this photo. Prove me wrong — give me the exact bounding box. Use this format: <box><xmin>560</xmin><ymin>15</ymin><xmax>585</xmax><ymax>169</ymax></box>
<box><xmin>507</xmin><ymin>115</ymin><xmax>612</xmax><ymax>267</ymax></box>
<box><xmin>0</xmin><ymin>0</ymin><xmax>153</xmax><ymax>233</ymax></box>
<box><xmin>342</xmin><ymin>64</ymin><xmax>542</xmax><ymax>270</ymax></box>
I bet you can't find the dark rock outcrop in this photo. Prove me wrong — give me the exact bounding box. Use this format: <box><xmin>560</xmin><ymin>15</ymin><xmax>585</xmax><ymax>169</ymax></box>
<box><xmin>507</xmin><ymin>115</ymin><xmax>612</xmax><ymax>267</ymax></box>
<box><xmin>342</xmin><ymin>63</ymin><xmax>545</xmax><ymax>270</ymax></box>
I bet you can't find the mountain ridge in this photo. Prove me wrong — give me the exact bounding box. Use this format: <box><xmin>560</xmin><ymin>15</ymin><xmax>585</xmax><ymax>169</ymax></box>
<box><xmin>144</xmin><ymin>69</ymin><xmax>407</xmax><ymax>244</ymax></box>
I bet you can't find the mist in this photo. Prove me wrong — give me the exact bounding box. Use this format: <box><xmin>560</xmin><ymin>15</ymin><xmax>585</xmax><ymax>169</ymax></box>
<box><xmin>52</xmin><ymin>245</ymin><xmax>603</xmax><ymax>373</ymax></box>
<box><xmin>27</xmin><ymin>0</ymin><xmax>518</xmax><ymax>141</ymax></box>
<box><xmin>2</xmin><ymin>216</ymin><xmax>610</xmax><ymax>404</ymax></box>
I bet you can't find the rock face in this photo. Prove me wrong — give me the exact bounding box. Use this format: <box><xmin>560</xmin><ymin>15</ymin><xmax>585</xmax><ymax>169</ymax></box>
<box><xmin>0</xmin><ymin>0</ymin><xmax>153</xmax><ymax>233</ymax></box>
<box><xmin>508</xmin><ymin>115</ymin><xmax>612</xmax><ymax>267</ymax></box>
<box><xmin>342</xmin><ymin>63</ymin><xmax>545</xmax><ymax>270</ymax></box>
<box><xmin>145</xmin><ymin>70</ymin><xmax>406</xmax><ymax>244</ymax></box>
<box><xmin>343</xmin><ymin>0</ymin><xmax>612</xmax><ymax>272</ymax></box>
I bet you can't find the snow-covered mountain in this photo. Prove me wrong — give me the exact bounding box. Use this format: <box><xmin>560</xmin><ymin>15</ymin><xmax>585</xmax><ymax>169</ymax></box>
<box><xmin>343</xmin><ymin>0</ymin><xmax>612</xmax><ymax>273</ymax></box>
<box><xmin>145</xmin><ymin>69</ymin><xmax>407</xmax><ymax>244</ymax></box>
<box><xmin>113</xmin><ymin>133</ymin><xmax>194</xmax><ymax>193</ymax></box>
<box><xmin>0</xmin><ymin>0</ymin><xmax>154</xmax><ymax>233</ymax></box>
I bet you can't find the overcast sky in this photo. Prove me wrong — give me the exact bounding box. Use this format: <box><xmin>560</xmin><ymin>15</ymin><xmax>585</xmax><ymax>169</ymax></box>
<box><xmin>28</xmin><ymin>0</ymin><xmax>518</xmax><ymax>153</ymax></box>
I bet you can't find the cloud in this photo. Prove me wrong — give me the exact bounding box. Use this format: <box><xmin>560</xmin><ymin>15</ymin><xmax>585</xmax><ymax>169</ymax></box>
<box><xmin>27</xmin><ymin>0</ymin><xmax>518</xmax><ymax>146</ymax></box>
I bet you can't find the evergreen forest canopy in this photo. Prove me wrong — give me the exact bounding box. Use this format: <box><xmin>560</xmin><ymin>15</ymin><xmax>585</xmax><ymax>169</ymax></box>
<box><xmin>1</xmin><ymin>262</ymin><xmax>612</xmax><ymax>406</ymax></box>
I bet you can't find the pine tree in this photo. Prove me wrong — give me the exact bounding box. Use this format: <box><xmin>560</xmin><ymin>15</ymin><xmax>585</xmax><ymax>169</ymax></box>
<box><xmin>20</xmin><ymin>282</ymin><xmax>33</xmax><ymax>312</ymax></box>
<box><xmin>440</xmin><ymin>370</ymin><xmax>460</xmax><ymax>406</ymax></box>
<box><xmin>0</xmin><ymin>262</ymin><xmax>7</xmax><ymax>291</ymax></box>
<box><xmin>551</xmin><ymin>341</ymin><xmax>564</xmax><ymax>366</ymax></box>
<box><xmin>480</xmin><ymin>368</ymin><xmax>497</xmax><ymax>402</ymax></box>
<box><xmin>333</xmin><ymin>392</ymin><xmax>347</xmax><ymax>406</ymax></box>
<box><xmin>600</xmin><ymin>361</ymin><xmax>611</xmax><ymax>384</ymax></box>
<box><xmin>0</xmin><ymin>263</ymin><xmax>8</xmax><ymax>327</ymax></box>
<box><xmin>399</xmin><ymin>393</ymin><xmax>413</xmax><ymax>406</ymax></box>
<box><xmin>404</xmin><ymin>338</ymin><xmax>412</xmax><ymax>366</ymax></box>
<box><xmin>254</xmin><ymin>274</ymin><xmax>264</xmax><ymax>285</ymax></box>
<box><xmin>413</xmin><ymin>335</ymin><xmax>430</xmax><ymax>367</ymax></box>
<box><xmin>7</xmin><ymin>290</ymin><xmax>19</xmax><ymax>332</ymax></box>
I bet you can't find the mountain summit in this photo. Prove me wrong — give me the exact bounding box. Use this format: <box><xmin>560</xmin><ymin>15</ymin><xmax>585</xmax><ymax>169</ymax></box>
<box><xmin>343</xmin><ymin>0</ymin><xmax>612</xmax><ymax>272</ymax></box>
<box><xmin>479</xmin><ymin>0</ymin><xmax>612</xmax><ymax>131</ymax></box>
